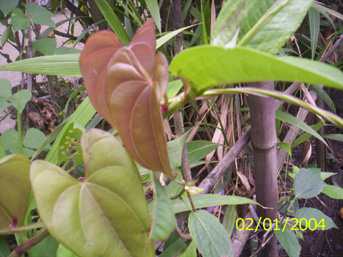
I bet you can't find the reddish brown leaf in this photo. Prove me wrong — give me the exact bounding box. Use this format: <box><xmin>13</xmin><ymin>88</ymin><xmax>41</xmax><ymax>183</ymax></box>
<box><xmin>80</xmin><ymin>31</ymin><xmax>122</xmax><ymax>121</ymax></box>
<box><xmin>80</xmin><ymin>19</ymin><xmax>175</xmax><ymax>178</ymax></box>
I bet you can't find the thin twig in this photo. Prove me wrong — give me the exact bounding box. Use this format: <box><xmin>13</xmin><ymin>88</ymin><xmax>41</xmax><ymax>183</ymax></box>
<box><xmin>8</xmin><ymin>229</ymin><xmax>49</xmax><ymax>257</ymax></box>
<box><xmin>199</xmin><ymin>130</ymin><xmax>250</xmax><ymax>193</ymax></box>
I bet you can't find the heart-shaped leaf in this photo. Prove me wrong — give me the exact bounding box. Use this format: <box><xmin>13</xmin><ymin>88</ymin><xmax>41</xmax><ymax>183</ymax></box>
<box><xmin>31</xmin><ymin>129</ymin><xmax>154</xmax><ymax>257</ymax></box>
<box><xmin>80</xmin><ymin>19</ymin><xmax>174</xmax><ymax>178</ymax></box>
<box><xmin>0</xmin><ymin>154</ymin><xmax>30</xmax><ymax>229</ymax></box>
<box><xmin>79</xmin><ymin>31</ymin><xmax>122</xmax><ymax>121</ymax></box>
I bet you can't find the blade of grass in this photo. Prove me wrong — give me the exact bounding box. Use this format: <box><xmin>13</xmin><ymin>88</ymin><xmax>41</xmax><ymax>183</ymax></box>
<box><xmin>95</xmin><ymin>0</ymin><xmax>129</xmax><ymax>44</ymax></box>
<box><xmin>276</xmin><ymin>110</ymin><xmax>327</xmax><ymax>145</ymax></box>
<box><xmin>144</xmin><ymin>0</ymin><xmax>161</xmax><ymax>31</ymax></box>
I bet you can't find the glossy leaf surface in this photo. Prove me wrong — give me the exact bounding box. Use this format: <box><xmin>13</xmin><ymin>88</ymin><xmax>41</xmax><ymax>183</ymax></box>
<box><xmin>238</xmin><ymin>0</ymin><xmax>313</xmax><ymax>54</ymax></box>
<box><xmin>212</xmin><ymin>0</ymin><xmax>273</xmax><ymax>47</ymax></box>
<box><xmin>0</xmin><ymin>154</ymin><xmax>30</xmax><ymax>229</ymax></box>
<box><xmin>31</xmin><ymin>129</ymin><xmax>153</xmax><ymax>257</ymax></box>
<box><xmin>80</xmin><ymin>19</ymin><xmax>174</xmax><ymax>177</ymax></box>
<box><xmin>170</xmin><ymin>46</ymin><xmax>343</xmax><ymax>94</ymax></box>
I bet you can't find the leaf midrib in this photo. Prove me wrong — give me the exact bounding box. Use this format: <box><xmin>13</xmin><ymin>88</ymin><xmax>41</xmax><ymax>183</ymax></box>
<box><xmin>192</xmin><ymin>212</ymin><xmax>223</xmax><ymax>257</ymax></box>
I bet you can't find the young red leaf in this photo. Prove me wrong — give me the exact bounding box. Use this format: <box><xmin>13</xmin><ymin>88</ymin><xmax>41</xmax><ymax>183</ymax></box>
<box><xmin>79</xmin><ymin>31</ymin><xmax>122</xmax><ymax>121</ymax></box>
<box><xmin>80</xmin><ymin>19</ymin><xmax>175</xmax><ymax>178</ymax></box>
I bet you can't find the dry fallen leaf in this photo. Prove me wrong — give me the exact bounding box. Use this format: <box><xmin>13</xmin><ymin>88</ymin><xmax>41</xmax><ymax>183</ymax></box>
<box><xmin>80</xmin><ymin>19</ymin><xmax>175</xmax><ymax>178</ymax></box>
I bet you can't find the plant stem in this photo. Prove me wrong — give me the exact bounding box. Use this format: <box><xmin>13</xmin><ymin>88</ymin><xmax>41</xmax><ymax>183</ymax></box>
<box><xmin>7</xmin><ymin>229</ymin><xmax>49</xmax><ymax>257</ymax></box>
<box><xmin>0</xmin><ymin>222</ymin><xmax>44</xmax><ymax>235</ymax></box>
<box><xmin>16</xmin><ymin>112</ymin><xmax>24</xmax><ymax>153</ymax></box>
<box><xmin>247</xmin><ymin>81</ymin><xmax>279</xmax><ymax>257</ymax></box>
<box><xmin>199</xmin><ymin>130</ymin><xmax>250</xmax><ymax>193</ymax></box>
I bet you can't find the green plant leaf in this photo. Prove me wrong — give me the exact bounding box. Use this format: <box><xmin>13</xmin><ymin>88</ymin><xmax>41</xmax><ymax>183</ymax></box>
<box><xmin>150</xmin><ymin>177</ymin><xmax>176</xmax><ymax>240</ymax></box>
<box><xmin>144</xmin><ymin>0</ymin><xmax>161</xmax><ymax>31</ymax></box>
<box><xmin>167</xmin><ymin>80</ymin><xmax>183</xmax><ymax>98</ymax></box>
<box><xmin>26</xmin><ymin>3</ymin><xmax>54</xmax><ymax>27</ymax></box>
<box><xmin>170</xmin><ymin>46</ymin><xmax>343</xmax><ymax>94</ymax></box>
<box><xmin>212</xmin><ymin>0</ymin><xmax>274</xmax><ymax>47</ymax></box>
<box><xmin>0</xmin><ymin>129</ymin><xmax>21</xmax><ymax>154</ymax></box>
<box><xmin>167</xmin><ymin>136</ymin><xmax>218</xmax><ymax>171</ymax></box>
<box><xmin>238</xmin><ymin>0</ymin><xmax>313</xmax><ymax>54</ymax></box>
<box><xmin>320</xmin><ymin>172</ymin><xmax>337</xmax><ymax>181</ymax></box>
<box><xmin>54</xmin><ymin>47</ymin><xmax>80</xmax><ymax>55</ymax></box>
<box><xmin>0</xmin><ymin>26</ymin><xmax>192</xmax><ymax>76</ymax></box>
<box><xmin>29</xmin><ymin>236</ymin><xmax>59</xmax><ymax>257</ymax></box>
<box><xmin>46</xmin><ymin>97</ymin><xmax>95</xmax><ymax>164</ymax></box>
<box><xmin>295</xmin><ymin>207</ymin><xmax>336</xmax><ymax>230</ymax></box>
<box><xmin>57</xmin><ymin>123</ymin><xmax>83</xmax><ymax>165</ymax></box>
<box><xmin>289</xmin><ymin>167</ymin><xmax>336</xmax><ymax>181</ymax></box>
<box><xmin>223</xmin><ymin>206</ymin><xmax>237</xmax><ymax>238</ymax></box>
<box><xmin>80</xmin><ymin>129</ymin><xmax>136</xmax><ymax>176</ymax></box>
<box><xmin>167</xmin><ymin>132</ymin><xmax>188</xmax><ymax>170</ymax></box>
<box><xmin>294</xmin><ymin>168</ymin><xmax>324</xmax><ymax>199</ymax></box>
<box><xmin>57</xmin><ymin>244</ymin><xmax>79</xmax><ymax>257</ymax></box>
<box><xmin>31</xmin><ymin>129</ymin><xmax>153</xmax><ymax>257</ymax></box>
<box><xmin>0</xmin><ymin>79</ymin><xmax>12</xmax><ymax>98</ymax></box>
<box><xmin>324</xmin><ymin>133</ymin><xmax>343</xmax><ymax>142</ymax></box>
<box><xmin>201</xmin><ymin>87</ymin><xmax>343</xmax><ymax>128</ymax></box>
<box><xmin>313</xmin><ymin>2</ymin><xmax>343</xmax><ymax>22</ymax></box>
<box><xmin>276</xmin><ymin>110</ymin><xmax>326</xmax><ymax>145</ymax></box>
<box><xmin>11</xmin><ymin>8</ymin><xmax>30</xmax><ymax>32</ymax></box>
<box><xmin>179</xmin><ymin>242</ymin><xmax>197</xmax><ymax>257</ymax></box>
<box><xmin>188</xmin><ymin>210</ymin><xmax>232</xmax><ymax>257</ymax></box>
<box><xmin>0</xmin><ymin>146</ymin><xmax>5</xmax><ymax>159</ymax></box>
<box><xmin>275</xmin><ymin>229</ymin><xmax>300</xmax><ymax>257</ymax></box>
<box><xmin>0</xmin><ymin>79</ymin><xmax>12</xmax><ymax>112</ymax></box>
<box><xmin>9</xmin><ymin>89</ymin><xmax>31</xmax><ymax>114</ymax></box>
<box><xmin>32</xmin><ymin>38</ymin><xmax>57</xmax><ymax>55</ymax></box>
<box><xmin>308</xmin><ymin>7</ymin><xmax>320</xmax><ymax>59</ymax></box>
<box><xmin>0</xmin><ymin>154</ymin><xmax>31</xmax><ymax>229</ymax></box>
<box><xmin>0</xmin><ymin>0</ymin><xmax>19</xmax><ymax>16</ymax></box>
<box><xmin>292</xmin><ymin>122</ymin><xmax>323</xmax><ymax>148</ymax></box>
<box><xmin>313</xmin><ymin>86</ymin><xmax>336</xmax><ymax>112</ymax></box>
<box><xmin>0</xmin><ymin>239</ymin><xmax>10</xmax><ymax>257</ymax></box>
<box><xmin>188</xmin><ymin>140</ymin><xmax>218</xmax><ymax>165</ymax></box>
<box><xmin>159</xmin><ymin>236</ymin><xmax>187</xmax><ymax>257</ymax></box>
<box><xmin>0</xmin><ymin>54</ymin><xmax>80</xmax><ymax>76</ymax></box>
<box><xmin>0</xmin><ymin>26</ymin><xmax>10</xmax><ymax>47</ymax></box>
<box><xmin>24</xmin><ymin>128</ymin><xmax>46</xmax><ymax>150</ymax></box>
<box><xmin>157</xmin><ymin>25</ymin><xmax>196</xmax><ymax>49</ymax></box>
<box><xmin>199</xmin><ymin>0</ymin><xmax>210</xmax><ymax>44</ymax></box>
<box><xmin>94</xmin><ymin>0</ymin><xmax>129</xmax><ymax>44</ymax></box>
<box><xmin>173</xmin><ymin>194</ymin><xmax>257</xmax><ymax>213</ymax></box>
<box><xmin>322</xmin><ymin>184</ymin><xmax>343</xmax><ymax>200</ymax></box>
